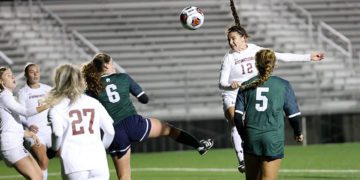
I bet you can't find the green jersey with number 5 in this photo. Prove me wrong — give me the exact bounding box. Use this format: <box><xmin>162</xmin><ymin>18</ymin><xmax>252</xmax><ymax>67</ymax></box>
<box><xmin>235</xmin><ymin>75</ymin><xmax>300</xmax><ymax>156</ymax></box>
<box><xmin>95</xmin><ymin>73</ymin><xmax>144</xmax><ymax>123</ymax></box>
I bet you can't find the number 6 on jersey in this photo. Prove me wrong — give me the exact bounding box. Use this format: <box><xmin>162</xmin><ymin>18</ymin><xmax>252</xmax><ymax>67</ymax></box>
<box><xmin>106</xmin><ymin>84</ymin><xmax>121</xmax><ymax>103</ymax></box>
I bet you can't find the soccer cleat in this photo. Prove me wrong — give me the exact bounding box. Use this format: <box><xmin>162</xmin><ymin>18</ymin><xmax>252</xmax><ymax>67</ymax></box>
<box><xmin>197</xmin><ymin>139</ymin><xmax>214</xmax><ymax>155</ymax></box>
<box><xmin>238</xmin><ymin>161</ymin><xmax>245</xmax><ymax>173</ymax></box>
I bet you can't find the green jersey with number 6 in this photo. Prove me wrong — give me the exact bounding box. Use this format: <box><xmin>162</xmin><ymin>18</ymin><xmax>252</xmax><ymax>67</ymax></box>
<box><xmin>235</xmin><ymin>76</ymin><xmax>301</xmax><ymax>157</ymax></box>
<box><xmin>95</xmin><ymin>73</ymin><xmax>144</xmax><ymax>123</ymax></box>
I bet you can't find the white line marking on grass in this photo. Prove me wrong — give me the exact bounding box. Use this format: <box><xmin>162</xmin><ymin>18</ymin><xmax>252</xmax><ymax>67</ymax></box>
<box><xmin>132</xmin><ymin>168</ymin><xmax>234</xmax><ymax>172</ymax></box>
<box><xmin>1</xmin><ymin>168</ymin><xmax>360</xmax><ymax>179</ymax></box>
<box><xmin>280</xmin><ymin>169</ymin><xmax>360</xmax><ymax>173</ymax></box>
<box><xmin>131</xmin><ymin>168</ymin><xmax>360</xmax><ymax>173</ymax></box>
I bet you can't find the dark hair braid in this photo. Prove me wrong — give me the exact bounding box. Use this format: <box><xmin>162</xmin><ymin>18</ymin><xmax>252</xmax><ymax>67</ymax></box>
<box><xmin>228</xmin><ymin>0</ymin><xmax>249</xmax><ymax>38</ymax></box>
<box><xmin>230</xmin><ymin>0</ymin><xmax>241</xmax><ymax>27</ymax></box>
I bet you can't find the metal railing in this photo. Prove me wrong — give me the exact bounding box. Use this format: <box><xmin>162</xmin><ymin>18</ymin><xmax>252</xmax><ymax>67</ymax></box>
<box><xmin>0</xmin><ymin>51</ymin><xmax>14</xmax><ymax>66</ymax></box>
<box><xmin>37</xmin><ymin>0</ymin><xmax>76</xmax><ymax>61</ymax></box>
<box><xmin>71</xmin><ymin>30</ymin><xmax>126</xmax><ymax>73</ymax></box>
<box><xmin>282</xmin><ymin>0</ymin><xmax>313</xmax><ymax>43</ymax></box>
<box><xmin>317</xmin><ymin>21</ymin><xmax>353</xmax><ymax>68</ymax></box>
<box><xmin>0</xmin><ymin>52</ymin><xmax>24</xmax><ymax>81</ymax></box>
<box><xmin>36</xmin><ymin>0</ymin><xmax>126</xmax><ymax>73</ymax></box>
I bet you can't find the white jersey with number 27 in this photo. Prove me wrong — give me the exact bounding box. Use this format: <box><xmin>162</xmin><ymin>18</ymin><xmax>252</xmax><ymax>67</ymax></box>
<box><xmin>49</xmin><ymin>94</ymin><xmax>115</xmax><ymax>175</ymax></box>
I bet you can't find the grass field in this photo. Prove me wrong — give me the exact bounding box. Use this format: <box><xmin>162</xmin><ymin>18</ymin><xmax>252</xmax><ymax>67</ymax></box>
<box><xmin>1</xmin><ymin>143</ymin><xmax>360</xmax><ymax>179</ymax></box>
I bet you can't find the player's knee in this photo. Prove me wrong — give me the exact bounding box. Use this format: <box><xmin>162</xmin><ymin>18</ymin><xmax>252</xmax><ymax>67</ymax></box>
<box><xmin>149</xmin><ymin>118</ymin><xmax>167</xmax><ymax>137</ymax></box>
<box><xmin>38</xmin><ymin>159</ymin><xmax>48</xmax><ymax>170</ymax></box>
<box><xmin>154</xmin><ymin>120</ymin><xmax>172</xmax><ymax>136</ymax></box>
<box><xmin>36</xmin><ymin>152</ymin><xmax>49</xmax><ymax>169</ymax></box>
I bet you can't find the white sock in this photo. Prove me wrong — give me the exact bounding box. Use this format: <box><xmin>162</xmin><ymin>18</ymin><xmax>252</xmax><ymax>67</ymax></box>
<box><xmin>42</xmin><ymin>169</ymin><xmax>48</xmax><ymax>180</ymax></box>
<box><xmin>231</xmin><ymin>126</ymin><xmax>244</xmax><ymax>163</ymax></box>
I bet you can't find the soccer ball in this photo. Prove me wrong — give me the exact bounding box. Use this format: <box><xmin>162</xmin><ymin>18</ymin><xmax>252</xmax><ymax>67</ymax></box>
<box><xmin>180</xmin><ymin>6</ymin><xmax>204</xmax><ymax>30</ymax></box>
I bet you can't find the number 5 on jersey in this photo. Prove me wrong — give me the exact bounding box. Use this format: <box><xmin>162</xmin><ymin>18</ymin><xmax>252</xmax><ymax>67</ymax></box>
<box><xmin>256</xmin><ymin>87</ymin><xmax>269</xmax><ymax>111</ymax></box>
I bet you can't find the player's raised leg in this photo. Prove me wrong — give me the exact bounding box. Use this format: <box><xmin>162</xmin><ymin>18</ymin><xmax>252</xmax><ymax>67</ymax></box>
<box><xmin>148</xmin><ymin>118</ymin><xmax>214</xmax><ymax>155</ymax></box>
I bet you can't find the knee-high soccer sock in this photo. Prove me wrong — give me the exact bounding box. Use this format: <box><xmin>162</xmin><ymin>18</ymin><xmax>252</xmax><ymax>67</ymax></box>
<box><xmin>173</xmin><ymin>129</ymin><xmax>201</xmax><ymax>149</ymax></box>
<box><xmin>42</xmin><ymin>169</ymin><xmax>48</xmax><ymax>180</ymax></box>
<box><xmin>231</xmin><ymin>126</ymin><xmax>244</xmax><ymax>163</ymax></box>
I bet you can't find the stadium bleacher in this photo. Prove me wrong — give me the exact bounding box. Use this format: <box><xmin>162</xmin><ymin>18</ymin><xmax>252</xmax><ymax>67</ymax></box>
<box><xmin>292</xmin><ymin>0</ymin><xmax>360</xmax><ymax>60</ymax></box>
<box><xmin>0</xmin><ymin>0</ymin><xmax>359</xmax><ymax>120</ymax></box>
<box><xmin>0</xmin><ymin>1</ymin><xmax>89</xmax><ymax>87</ymax></box>
<box><xmin>40</xmin><ymin>0</ymin><xmax>316</xmax><ymax>119</ymax></box>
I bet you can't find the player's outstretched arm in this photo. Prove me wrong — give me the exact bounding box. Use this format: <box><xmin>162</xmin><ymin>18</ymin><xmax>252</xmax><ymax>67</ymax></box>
<box><xmin>275</xmin><ymin>51</ymin><xmax>325</xmax><ymax>62</ymax></box>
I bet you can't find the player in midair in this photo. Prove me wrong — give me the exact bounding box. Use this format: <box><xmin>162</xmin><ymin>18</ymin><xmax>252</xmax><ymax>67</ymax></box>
<box><xmin>0</xmin><ymin>66</ymin><xmax>51</xmax><ymax>180</ymax></box>
<box><xmin>45</xmin><ymin>64</ymin><xmax>115</xmax><ymax>180</ymax></box>
<box><xmin>82</xmin><ymin>53</ymin><xmax>214</xmax><ymax>180</ymax></box>
<box><xmin>234</xmin><ymin>49</ymin><xmax>304</xmax><ymax>179</ymax></box>
<box><xmin>219</xmin><ymin>0</ymin><xmax>324</xmax><ymax>173</ymax></box>
<box><xmin>17</xmin><ymin>63</ymin><xmax>52</xmax><ymax>180</ymax></box>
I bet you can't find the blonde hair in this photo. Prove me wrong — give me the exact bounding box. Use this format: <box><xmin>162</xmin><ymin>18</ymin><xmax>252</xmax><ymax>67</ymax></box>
<box><xmin>45</xmin><ymin>64</ymin><xmax>85</xmax><ymax>105</ymax></box>
<box><xmin>241</xmin><ymin>49</ymin><xmax>276</xmax><ymax>90</ymax></box>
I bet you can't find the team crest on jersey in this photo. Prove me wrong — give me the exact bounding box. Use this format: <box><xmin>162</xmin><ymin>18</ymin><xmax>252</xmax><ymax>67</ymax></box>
<box><xmin>235</xmin><ymin>57</ymin><xmax>254</xmax><ymax>64</ymax></box>
<box><xmin>106</xmin><ymin>78</ymin><xmax>110</xmax><ymax>82</ymax></box>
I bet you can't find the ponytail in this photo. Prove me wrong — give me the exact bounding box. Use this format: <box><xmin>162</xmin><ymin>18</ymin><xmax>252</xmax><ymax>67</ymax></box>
<box><xmin>228</xmin><ymin>0</ymin><xmax>249</xmax><ymax>38</ymax></box>
<box><xmin>81</xmin><ymin>62</ymin><xmax>104</xmax><ymax>97</ymax></box>
<box><xmin>230</xmin><ymin>0</ymin><xmax>241</xmax><ymax>27</ymax></box>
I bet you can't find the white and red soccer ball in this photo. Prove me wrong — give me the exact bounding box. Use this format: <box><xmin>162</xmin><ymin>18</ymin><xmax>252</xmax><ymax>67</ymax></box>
<box><xmin>180</xmin><ymin>6</ymin><xmax>205</xmax><ymax>30</ymax></box>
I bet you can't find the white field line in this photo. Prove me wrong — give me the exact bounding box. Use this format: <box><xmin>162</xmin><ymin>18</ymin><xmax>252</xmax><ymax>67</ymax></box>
<box><xmin>1</xmin><ymin>168</ymin><xmax>360</xmax><ymax>179</ymax></box>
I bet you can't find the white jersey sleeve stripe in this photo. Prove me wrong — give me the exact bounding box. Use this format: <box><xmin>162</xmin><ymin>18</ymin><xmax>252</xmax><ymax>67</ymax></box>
<box><xmin>136</xmin><ymin>91</ymin><xmax>145</xmax><ymax>98</ymax></box>
<box><xmin>235</xmin><ymin>110</ymin><xmax>244</xmax><ymax>115</ymax></box>
<box><xmin>288</xmin><ymin>112</ymin><xmax>301</xmax><ymax>118</ymax></box>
